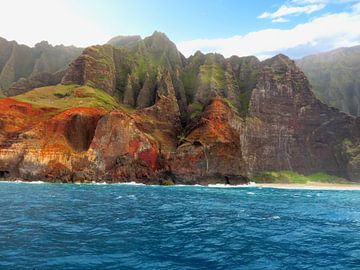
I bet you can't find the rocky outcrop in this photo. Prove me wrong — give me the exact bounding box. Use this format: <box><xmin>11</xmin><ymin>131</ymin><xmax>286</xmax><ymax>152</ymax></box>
<box><xmin>182</xmin><ymin>52</ymin><xmax>261</xmax><ymax>119</ymax></box>
<box><xmin>61</xmin><ymin>45</ymin><xmax>116</xmax><ymax>95</ymax></box>
<box><xmin>89</xmin><ymin>110</ymin><xmax>161</xmax><ymax>181</ymax></box>
<box><xmin>62</xmin><ymin>32</ymin><xmax>189</xmax><ymax>119</ymax></box>
<box><xmin>136</xmin><ymin>74</ymin><xmax>156</xmax><ymax>108</ymax></box>
<box><xmin>244</xmin><ymin>55</ymin><xmax>360</xmax><ymax>178</ymax></box>
<box><xmin>89</xmin><ymin>74</ymin><xmax>183</xmax><ymax>183</ymax></box>
<box><xmin>171</xmin><ymin>97</ymin><xmax>248</xmax><ymax>184</ymax></box>
<box><xmin>123</xmin><ymin>74</ymin><xmax>138</xmax><ymax>107</ymax></box>
<box><xmin>0</xmin><ymin>102</ymin><xmax>106</xmax><ymax>181</ymax></box>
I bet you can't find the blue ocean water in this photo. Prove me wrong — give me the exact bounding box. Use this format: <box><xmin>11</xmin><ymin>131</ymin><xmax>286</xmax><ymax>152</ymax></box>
<box><xmin>0</xmin><ymin>183</ymin><xmax>360</xmax><ymax>270</ymax></box>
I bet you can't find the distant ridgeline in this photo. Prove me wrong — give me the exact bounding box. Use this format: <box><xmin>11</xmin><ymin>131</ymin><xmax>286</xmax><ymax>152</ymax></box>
<box><xmin>296</xmin><ymin>45</ymin><xmax>360</xmax><ymax>117</ymax></box>
<box><xmin>0</xmin><ymin>32</ymin><xmax>360</xmax><ymax>184</ymax></box>
<box><xmin>0</xmin><ymin>37</ymin><xmax>82</xmax><ymax>96</ymax></box>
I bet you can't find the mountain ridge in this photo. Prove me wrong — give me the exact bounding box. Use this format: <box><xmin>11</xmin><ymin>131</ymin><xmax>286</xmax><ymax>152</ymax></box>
<box><xmin>0</xmin><ymin>37</ymin><xmax>82</xmax><ymax>96</ymax></box>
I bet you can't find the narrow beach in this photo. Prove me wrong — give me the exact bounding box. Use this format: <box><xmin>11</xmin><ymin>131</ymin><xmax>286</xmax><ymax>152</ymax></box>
<box><xmin>256</xmin><ymin>182</ymin><xmax>360</xmax><ymax>190</ymax></box>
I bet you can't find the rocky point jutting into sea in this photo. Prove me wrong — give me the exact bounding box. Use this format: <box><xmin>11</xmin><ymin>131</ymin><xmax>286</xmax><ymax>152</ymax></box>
<box><xmin>0</xmin><ymin>32</ymin><xmax>360</xmax><ymax>184</ymax></box>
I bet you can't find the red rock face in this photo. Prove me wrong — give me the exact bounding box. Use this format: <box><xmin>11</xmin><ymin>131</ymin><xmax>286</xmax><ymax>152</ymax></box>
<box><xmin>0</xmin><ymin>71</ymin><xmax>185</xmax><ymax>183</ymax></box>
<box><xmin>88</xmin><ymin>81</ymin><xmax>182</xmax><ymax>183</ymax></box>
<box><xmin>43</xmin><ymin>107</ymin><xmax>105</xmax><ymax>152</ymax></box>
<box><xmin>90</xmin><ymin>110</ymin><xmax>161</xmax><ymax>181</ymax></box>
<box><xmin>0</xmin><ymin>98</ymin><xmax>55</xmax><ymax>147</ymax></box>
<box><xmin>171</xmin><ymin>97</ymin><xmax>248</xmax><ymax>184</ymax></box>
<box><xmin>0</xmin><ymin>104</ymin><xmax>106</xmax><ymax>181</ymax></box>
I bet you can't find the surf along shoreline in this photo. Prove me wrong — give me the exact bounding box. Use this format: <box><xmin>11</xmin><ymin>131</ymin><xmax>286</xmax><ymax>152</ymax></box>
<box><xmin>1</xmin><ymin>179</ymin><xmax>360</xmax><ymax>190</ymax></box>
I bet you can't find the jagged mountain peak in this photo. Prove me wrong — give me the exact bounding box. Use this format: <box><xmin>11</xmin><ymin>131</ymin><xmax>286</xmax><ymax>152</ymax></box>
<box><xmin>262</xmin><ymin>53</ymin><xmax>295</xmax><ymax>68</ymax></box>
<box><xmin>149</xmin><ymin>31</ymin><xmax>170</xmax><ymax>41</ymax></box>
<box><xmin>229</xmin><ymin>55</ymin><xmax>260</xmax><ymax>63</ymax></box>
<box><xmin>34</xmin><ymin>40</ymin><xmax>50</xmax><ymax>48</ymax></box>
<box><xmin>107</xmin><ymin>35</ymin><xmax>142</xmax><ymax>48</ymax></box>
<box><xmin>142</xmin><ymin>31</ymin><xmax>178</xmax><ymax>52</ymax></box>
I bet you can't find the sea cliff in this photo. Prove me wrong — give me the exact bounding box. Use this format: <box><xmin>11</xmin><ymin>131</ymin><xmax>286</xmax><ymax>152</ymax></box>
<box><xmin>1</xmin><ymin>33</ymin><xmax>360</xmax><ymax>184</ymax></box>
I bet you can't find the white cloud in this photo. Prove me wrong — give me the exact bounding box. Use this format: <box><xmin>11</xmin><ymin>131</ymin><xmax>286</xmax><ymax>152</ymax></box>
<box><xmin>258</xmin><ymin>4</ymin><xmax>325</xmax><ymax>19</ymax></box>
<box><xmin>272</xmin><ymin>17</ymin><xmax>290</xmax><ymax>23</ymax></box>
<box><xmin>177</xmin><ymin>9</ymin><xmax>360</xmax><ymax>59</ymax></box>
<box><xmin>258</xmin><ymin>12</ymin><xmax>272</xmax><ymax>19</ymax></box>
<box><xmin>0</xmin><ymin>0</ymin><xmax>111</xmax><ymax>47</ymax></box>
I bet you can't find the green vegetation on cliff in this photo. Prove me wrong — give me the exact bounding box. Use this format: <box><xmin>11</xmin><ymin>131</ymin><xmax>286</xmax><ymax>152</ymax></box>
<box><xmin>340</xmin><ymin>139</ymin><xmax>360</xmax><ymax>180</ymax></box>
<box><xmin>199</xmin><ymin>64</ymin><xmax>226</xmax><ymax>89</ymax></box>
<box><xmin>188</xmin><ymin>102</ymin><xmax>204</xmax><ymax>119</ymax></box>
<box><xmin>251</xmin><ymin>171</ymin><xmax>349</xmax><ymax>184</ymax></box>
<box><xmin>58</xmin><ymin>32</ymin><xmax>262</xmax><ymax>121</ymax></box>
<box><xmin>14</xmin><ymin>84</ymin><xmax>119</xmax><ymax>111</ymax></box>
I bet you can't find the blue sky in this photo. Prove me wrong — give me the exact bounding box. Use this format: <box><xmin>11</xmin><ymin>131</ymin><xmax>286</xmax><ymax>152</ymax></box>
<box><xmin>1</xmin><ymin>0</ymin><xmax>360</xmax><ymax>59</ymax></box>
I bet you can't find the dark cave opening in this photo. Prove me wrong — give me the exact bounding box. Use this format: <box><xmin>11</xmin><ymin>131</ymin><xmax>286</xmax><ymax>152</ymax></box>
<box><xmin>0</xmin><ymin>170</ymin><xmax>10</xmax><ymax>178</ymax></box>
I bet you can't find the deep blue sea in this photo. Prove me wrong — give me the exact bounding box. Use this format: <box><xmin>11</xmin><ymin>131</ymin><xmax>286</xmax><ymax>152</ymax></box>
<box><xmin>1</xmin><ymin>183</ymin><xmax>360</xmax><ymax>270</ymax></box>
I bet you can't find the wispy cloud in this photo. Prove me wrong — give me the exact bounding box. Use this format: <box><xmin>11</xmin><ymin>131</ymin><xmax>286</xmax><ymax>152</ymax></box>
<box><xmin>272</xmin><ymin>17</ymin><xmax>290</xmax><ymax>23</ymax></box>
<box><xmin>177</xmin><ymin>4</ymin><xmax>360</xmax><ymax>59</ymax></box>
<box><xmin>258</xmin><ymin>4</ymin><xmax>325</xmax><ymax>19</ymax></box>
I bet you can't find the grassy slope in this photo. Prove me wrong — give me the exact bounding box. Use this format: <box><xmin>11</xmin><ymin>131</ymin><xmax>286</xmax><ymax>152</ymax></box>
<box><xmin>13</xmin><ymin>84</ymin><xmax>120</xmax><ymax>111</ymax></box>
<box><xmin>251</xmin><ymin>171</ymin><xmax>351</xmax><ymax>184</ymax></box>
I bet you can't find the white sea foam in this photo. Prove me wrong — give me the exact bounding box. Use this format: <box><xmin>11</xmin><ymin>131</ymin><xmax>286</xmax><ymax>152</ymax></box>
<box><xmin>172</xmin><ymin>184</ymin><xmax>203</xmax><ymax>187</ymax></box>
<box><xmin>207</xmin><ymin>182</ymin><xmax>257</xmax><ymax>188</ymax></box>
<box><xmin>27</xmin><ymin>181</ymin><xmax>45</xmax><ymax>184</ymax></box>
<box><xmin>247</xmin><ymin>192</ymin><xmax>255</xmax><ymax>195</ymax></box>
<box><xmin>0</xmin><ymin>181</ymin><xmax>15</xmax><ymax>184</ymax></box>
<box><xmin>2</xmin><ymin>179</ymin><xmax>360</xmax><ymax>192</ymax></box>
<box><xmin>115</xmin><ymin>182</ymin><xmax>145</xmax><ymax>186</ymax></box>
<box><xmin>92</xmin><ymin>182</ymin><xmax>108</xmax><ymax>185</ymax></box>
<box><xmin>88</xmin><ymin>181</ymin><xmax>145</xmax><ymax>185</ymax></box>
<box><xmin>3</xmin><ymin>180</ymin><xmax>46</xmax><ymax>184</ymax></box>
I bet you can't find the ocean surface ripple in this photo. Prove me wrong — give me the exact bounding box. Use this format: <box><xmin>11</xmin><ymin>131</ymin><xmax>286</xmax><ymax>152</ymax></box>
<box><xmin>0</xmin><ymin>183</ymin><xmax>360</xmax><ymax>269</ymax></box>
